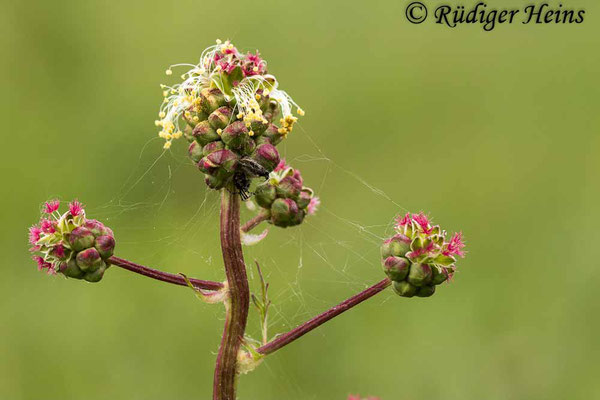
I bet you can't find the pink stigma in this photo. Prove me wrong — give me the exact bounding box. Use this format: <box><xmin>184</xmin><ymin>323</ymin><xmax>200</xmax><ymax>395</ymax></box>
<box><xmin>395</xmin><ymin>212</ymin><xmax>411</xmax><ymax>228</ymax></box>
<box><xmin>32</xmin><ymin>255</ymin><xmax>51</xmax><ymax>272</ymax></box>
<box><xmin>43</xmin><ymin>199</ymin><xmax>60</xmax><ymax>214</ymax></box>
<box><xmin>28</xmin><ymin>226</ymin><xmax>42</xmax><ymax>245</ymax></box>
<box><xmin>53</xmin><ymin>244</ymin><xmax>66</xmax><ymax>258</ymax></box>
<box><xmin>69</xmin><ymin>200</ymin><xmax>84</xmax><ymax>217</ymax></box>
<box><xmin>445</xmin><ymin>232</ymin><xmax>466</xmax><ymax>257</ymax></box>
<box><xmin>412</xmin><ymin>212</ymin><xmax>432</xmax><ymax>233</ymax></box>
<box><xmin>307</xmin><ymin>197</ymin><xmax>320</xmax><ymax>215</ymax></box>
<box><xmin>274</xmin><ymin>159</ymin><xmax>289</xmax><ymax>172</ymax></box>
<box><xmin>40</xmin><ymin>219</ymin><xmax>56</xmax><ymax>234</ymax></box>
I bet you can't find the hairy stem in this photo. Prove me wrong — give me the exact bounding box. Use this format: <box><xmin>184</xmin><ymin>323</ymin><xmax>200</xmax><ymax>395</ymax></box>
<box><xmin>213</xmin><ymin>190</ymin><xmax>250</xmax><ymax>400</ymax></box>
<box><xmin>108</xmin><ymin>256</ymin><xmax>223</xmax><ymax>291</ymax></box>
<box><xmin>241</xmin><ymin>211</ymin><xmax>269</xmax><ymax>233</ymax></box>
<box><xmin>257</xmin><ymin>278</ymin><xmax>391</xmax><ymax>355</ymax></box>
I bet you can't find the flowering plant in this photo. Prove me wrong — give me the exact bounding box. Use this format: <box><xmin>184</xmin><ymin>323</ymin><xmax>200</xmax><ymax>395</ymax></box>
<box><xmin>28</xmin><ymin>40</ymin><xmax>466</xmax><ymax>400</ymax></box>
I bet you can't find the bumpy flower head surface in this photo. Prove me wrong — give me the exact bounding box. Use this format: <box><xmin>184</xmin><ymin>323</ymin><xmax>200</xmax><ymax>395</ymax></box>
<box><xmin>156</xmin><ymin>39</ymin><xmax>304</xmax><ymax>193</ymax></box>
<box><xmin>28</xmin><ymin>200</ymin><xmax>115</xmax><ymax>283</ymax></box>
<box><xmin>348</xmin><ymin>395</ymin><xmax>380</xmax><ymax>400</ymax></box>
<box><xmin>253</xmin><ymin>160</ymin><xmax>319</xmax><ymax>228</ymax></box>
<box><xmin>381</xmin><ymin>212</ymin><xmax>465</xmax><ymax>298</ymax></box>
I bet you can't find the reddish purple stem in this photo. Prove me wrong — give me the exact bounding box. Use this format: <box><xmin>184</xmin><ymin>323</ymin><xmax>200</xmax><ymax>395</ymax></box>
<box><xmin>213</xmin><ymin>190</ymin><xmax>250</xmax><ymax>400</ymax></box>
<box><xmin>241</xmin><ymin>212</ymin><xmax>269</xmax><ymax>233</ymax></box>
<box><xmin>257</xmin><ymin>278</ymin><xmax>392</xmax><ymax>355</ymax></box>
<box><xmin>108</xmin><ymin>256</ymin><xmax>223</xmax><ymax>291</ymax></box>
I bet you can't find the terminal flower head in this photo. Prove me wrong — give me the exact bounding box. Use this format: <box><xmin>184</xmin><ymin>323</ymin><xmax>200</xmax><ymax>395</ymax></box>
<box><xmin>27</xmin><ymin>200</ymin><xmax>115</xmax><ymax>282</ymax></box>
<box><xmin>156</xmin><ymin>39</ymin><xmax>303</xmax><ymax>149</ymax></box>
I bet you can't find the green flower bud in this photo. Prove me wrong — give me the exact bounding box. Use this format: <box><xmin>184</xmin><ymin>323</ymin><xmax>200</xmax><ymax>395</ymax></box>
<box><xmin>296</xmin><ymin>188</ymin><xmax>313</xmax><ymax>209</ymax></box>
<box><xmin>205</xmin><ymin>174</ymin><xmax>227</xmax><ymax>190</ymax></box>
<box><xmin>221</xmin><ymin>121</ymin><xmax>250</xmax><ymax>149</ymax></box>
<box><xmin>83</xmin><ymin>263</ymin><xmax>107</xmax><ymax>283</ymax></box>
<box><xmin>256</xmin><ymin>90</ymin><xmax>272</xmax><ymax>111</ymax></box>
<box><xmin>382</xmin><ymin>256</ymin><xmax>410</xmax><ymax>282</ymax></box>
<box><xmin>95</xmin><ymin>235</ymin><xmax>115</xmax><ymax>259</ymax></box>
<box><xmin>183</xmin><ymin>108</ymin><xmax>208</xmax><ymax>128</ymax></box>
<box><xmin>249</xmin><ymin>119</ymin><xmax>269</xmax><ymax>136</ymax></box>
<box><xmin>192</xmin><ymin>121</ymin><xmax>220</xmax><ymax>145</ymax></box>
<box><xmin>199</xmin><ymin>88</ymin><xmax>226</xmax><ymax>113</ymax></box>
<box><xmin>262</xmin><ymin>124</ymin><xmax>285</xmax><ymax>145</ymax></box>
<box><xmin>276</xmin><ymin>176</ymin><xmax>302</xmax><ymax>199</ymax></box>
<box><xmin>60</xmin><ymin>259</ymin><xmax>84</xmax><ymax>279</ymax></box>
<box><xmin>252</xmin><ymin>143</ymin><xmax>280</xmax><ymax>171</ymax></box>
<box><xmin>197</xmin><ymin>156</ymin><xmax>217</xmax><ymax>174</ymax></box>
<box><xmin>208</xmin><ymin>106</ymin><xmax>233</xmax><ymax>130</ymax></box>
<box><xmin>254</xmin><ymin>135</ymin><xmax>272</xmax><ymax>146</ymax></box>
<box><xmin>68</xmin><ymin>227</ymin><xmax>95</xmax><ymax>252</ymax></box>
<box><xmin>431</xmin><ymin>266</ymin><xmax>448</xmax><ymax>285</ymax></box>
<box><xmin>83</xmin><ymin>219</ymin><xmax>111</xmax><ymax>237</ymax></box>
<box><xmin>381</xmin><ymin>234</ymin><xmax>412</xmax><ymax>259</ymax></box>
<box><xmin>290</xmin><ymin>209</ymin><xmax>306</xmax><ymax>226</ymax></box>
<box><xmin>207</xmin><ymin>149</ymin><xmax>238</xmax><ymax>175</ymax></box>
<box><xmin>393</xmin><ymin>281</ymin><xmax>417</xmax><ymax>297</ymax></box>
<box><xmin>270</xmin><ymin>198</ymin><xmax>301</xmax><ymax>227</ymax></box>
<box><xmin>407</xmin><ymin>263</ymin><xmax>433</xmax><ymax>287</ymax></box>
<box><xmin>262</xmin><ymin>101</ymin><xmax>279</xmax><ymax>122</ymax></box>
<box><xmin>76</xmin><ymin>247</ymin><xmax>104</xmax><ymax>272</ymax></box>
<box><xmin>416</xmin><ymin>285</ymin><xmax>436</xmax><ymax>297</ymax></box>
<box><xmin>255</xmin><ymin>182</ymin><xmax>277</xmax><ymax>208</ymax></box>
<box><xmin>188</xmin><ymin>141</ymin><xmax>204</xmax><ymax>163</ymax></box>
<box><xmin>202</xmin><ymin>141</ymin><xmax>225</xmax><ymax>156</ymax></box>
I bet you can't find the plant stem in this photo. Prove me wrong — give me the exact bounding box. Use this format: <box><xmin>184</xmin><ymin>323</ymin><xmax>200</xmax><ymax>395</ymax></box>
<box><xmin>213</xmin><ymin>190</ymin><xmax>250</xmax><ymax>400</ymax></box>
<box><xmin>241</xmin><ymin>211</ymin><xmax>269</xmax><ymax>233</ymax></box>
<box><xmin>257</xmin><ymin>278</ymin><xmax>391</xmax><ymax>355</ymax></box>
<box><xmin>108</xmin><ymin>256</ymin><xmax>223</xmax><ymax>291</ymax></box>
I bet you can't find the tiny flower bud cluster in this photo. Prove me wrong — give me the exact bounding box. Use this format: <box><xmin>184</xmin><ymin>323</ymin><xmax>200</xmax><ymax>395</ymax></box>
<box><xmin>253</xmin><ymin>160</ymin><xmax>320</xmax><ymax>227</ymax></box>
<box><xmin>28</xmin><ymin>200</ymin><xmax>115</xmax><ymax>283</ymax></box>
<box><xmin>381</xmin><ymin>212</ymin><xmax>465</xmax><ymax>298</ymax></box>
<box><xmin>157</xmin><ymin>39</ymin><xmax>304</xmax><ymax>151</ymax></box>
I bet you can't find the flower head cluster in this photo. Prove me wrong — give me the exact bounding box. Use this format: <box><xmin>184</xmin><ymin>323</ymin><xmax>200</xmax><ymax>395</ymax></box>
<box><xmin>381</xmin><ymin>212</ymin><xmax>465</xmax><ymax>298</ymax></box>
<box><xmin>253</xmin><ymin>160</ymin><xmax>319</xmax><ymax>228</ymax></box>
<box><xmin>28</xmin><ymin>200</ymin><xmax>115</xmax><ymax>282</ymax></box>
<box><xmin>156</xmin><ymin>39</ymin><xmax>303</xmax><ymax>150</ymax></box>
<box><xmin>348</xmin><ymin>395</ymin><xmax>380</xmax><ymax>400</ymax></box>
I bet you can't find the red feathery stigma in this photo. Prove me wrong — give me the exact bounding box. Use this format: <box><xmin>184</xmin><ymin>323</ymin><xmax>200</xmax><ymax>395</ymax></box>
<box><xmin>28</xmin><ymin>226</ymin><xmax>42</xmax><ymax>245</ymax></box>
<box><xmin>444</xmin><ymin>232</ymin><xmax>465</xmax><ymax>257</ymax></box>
<box><xmin>68</xmin><ymin>200</ymin><xmax>84</xmax><ymax>217</ymax></box>
<box><xmin>40</xmin><ymin>219</ymin><xmax>56</xmax><ymax>234</ymax></box>
<box><xmin>43</xmin><ymin>199</ymin><xmax>60</xmax><ymax>214</ymax></box>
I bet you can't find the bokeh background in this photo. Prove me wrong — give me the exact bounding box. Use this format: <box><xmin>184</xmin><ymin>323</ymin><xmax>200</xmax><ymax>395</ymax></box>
<box><xmin>2</xmin><ymin>0</ymin><xmax>599</xmax><ymax>399</ymax></box>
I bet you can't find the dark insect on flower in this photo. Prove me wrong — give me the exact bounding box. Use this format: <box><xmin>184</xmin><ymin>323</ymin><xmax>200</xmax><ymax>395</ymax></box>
<box><xmin>233</xmin><ymin>158</ymin><xmax>270</xmax><ymax>201</ymax></box>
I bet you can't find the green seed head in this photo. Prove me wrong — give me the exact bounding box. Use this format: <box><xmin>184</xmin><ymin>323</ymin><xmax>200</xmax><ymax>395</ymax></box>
<box><xmin>192</xmin><ymin>121</ymin><xmax>220</xmax><ymax>146</ymax></box>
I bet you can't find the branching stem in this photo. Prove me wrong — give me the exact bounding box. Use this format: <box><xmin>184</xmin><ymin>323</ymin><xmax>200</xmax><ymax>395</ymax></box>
<box><xmin>257</xmin><ymin>278</ymin><xmax>391</xmax><ymax>355</ymax></box>
<box><xmin>241</xmin><ymin>211</ymin><xmax>269</xmax><ymax>233</ymax></box>
<box><xmin>108</xmin><ymin>256</ymin><xmax>223</xmax><ymax>291</ymax></box>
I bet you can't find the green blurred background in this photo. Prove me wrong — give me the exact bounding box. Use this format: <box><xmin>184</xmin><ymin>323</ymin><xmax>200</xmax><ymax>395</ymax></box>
<box><xmin>2</xmin><ymin>0</ymin><xmax>599</xmax><ymax>399</ymax></box>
